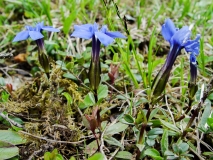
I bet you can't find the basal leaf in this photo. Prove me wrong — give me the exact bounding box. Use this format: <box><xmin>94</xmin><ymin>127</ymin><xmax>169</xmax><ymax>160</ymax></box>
<box><xmin>0</xmin><ymin>130</ymin><xmax>26</xmax><ymax>145</ymax></box>
<box><xmin>115</xmin><ymin>151</ymin><xmax>133</xmax><ymax>159</ymax></box>
<box><xmin>159</xmin><ymin>119</ymin><xmax>180</xmax><ymax>133</ymax></box>
<box><xmin>161</xmin><ymin>129</ymin><xmax>168</xmax><ymax>155</ymax></box>
<box><xmin>0</xmin><ymin>140</ymin><xmax>19</xmax><ymax>159</ymax></box>
<box><xmin>104</xmin><ymin>136</ymin><xmax>124</xmax><ymax>149</ymax></box>
<box><xmin>198</xmin><ymin>99</ymin><xmax>211</xmax><ymax>132</ymax></box>
<box><xmin>105</xmin><ymin>122</ymin><xmax>128</xmax><ymax>135</ymax></box>
<box><xmin>144</xmin><ymin>148</ymin><xmax>163</xmax><ymax>160</ymax></box>
<box><xmin>88</xmin><ymin>153</ymin><xmax>105</xmax><ymax>160</ymax></box>
<box><xmin>97</xmin><ymin>84</ymin><xmax>108</xmax><ymax>101</ymax></box>
<box><xmin>83</xmin><ymin>92</ymin><xmax>96</xmax><ymax>106</ymax></box>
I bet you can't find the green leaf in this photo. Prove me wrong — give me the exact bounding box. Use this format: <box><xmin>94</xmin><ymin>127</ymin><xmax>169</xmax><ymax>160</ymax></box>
<box><xmin>203</xmin><ymin>152</ymin><xmax>213</xmax><ymax>156</ymax></box>
<box><xmin>88</xmin><ymin>153</ymin><xmax>104</xmax><ymax>160</ymax></box>
<box><xmin>1</xmin><ymin>91</ymin><xmax>9</xmax><ymax>102</ymax></box>
<box><xmin>149</xmin><ymin>108</ymin><xmax>159</xmax><ymax>121</ymax></box>
<box><xmin>207</xmin><ymin>92</ymin><xmax>213</xmax><ymax>100</ymax></box>
<box><xmin>11</xmin><ymin>125</ymin><xmax>23</xmax><ymax>132</ymax></box>
<box><xmin>40</xmin><ymin>0</ymin><xmax>52</xmax><ymax>25</ymax></box>
<box><xmin>63</xmin><ymin>10</ymin><xmax>77</xmax><ymax>35</ymax></box>
<box><xmin>122</xmin><ymin>62</ymin><xmax>139</xmax><ymax>88</ymax></box>
<box><xmin>83</xmin><ymin>92</ymin><xmax>96</xmax><ymax>106</ymax></box>
<box><xmin>144</xmin><ymin>148</ymin><xmax>160</xmax><ymax>156</ymax></box>
<box><xmin>123</xmin><ymin>114</ymin><xmax>135</xmax><ymax>124</ymax></box>
<box><xmin>0</xmin><ymin>77</ymin><xmax>5</xmax><ymax>86</ymax></box>
<box><xmin>62</xmin><ymin>92</ymin><xmax>73</xmax><ymax>106</ymax></box>
<box><xmin>144</xmin><ymin>148</ymin><xmax>163</xmax><ymax>160</ymax></box>
<box><xmin>164</xmin><ymin>150</ymin><xmax>178</xmax><ymax>159</ymax></box>
<box><xmin>104</xmin><ymin>136</ymin><xmax>124</xmax><ymax>149</ymax></box>
<box><xmin>0</xmin><ymin>140</ymin><xmax>19</xmax><ymax>159</ymax></box>
<box><xmin>136</xmin><ymin>144</ymin><xmax>145</xmax><ymax>152</ymax></box>
<box><xmin>146</xmin><ymin>138</ymin><xmax>155</xmax><ymax>146</ymax></box>
<box><xmin>0</xmin><ymin>130</ymin><xmax>26</xmax><ymax>145</ymax></box>
<box><xmin>44</xmin><ymin>152</ymin><xmax>51</xmax><ymax>160</ymax></box>
<box><xmin>148</xmin><ymin>128</ymin><xmax>163</xmax><ymax>136</ymax></box>
<box><xmin>179</xmin><ymin>143</ymin><xmax>189</xmax><ymax>154</ymax></box>
<box><xmin>204</xmin><ymin>55</ymin><xmax>213</xmax><ymax>63</ymax></box>
<box><xmin>63</xmin><ymin>73</ymin><xmax>77</xmax><ymax>81</ymax></box>
<box><xmin>85</xmin><ymin>140</ymin><xmax>98</xmax><ymax>156</ymax></box>
<box><xmin>135</xmin><ymin>110</ymin><xmax>146</xmax><ymax>125</ymax></box>
<box><xmin>161</xmin><ymin>129</ymin><xmax>168</xmax><ymax>155</ymax></box>
<box><xmin>69</xmin><ymin>156</ymin><xmax>76</xmax><ymax>160</ymax></box>
<box><xmin>207</xmin><ymin>118</ymin><xmax>213</xmax><ymax>127</ymax></box>
<box><xmin>159</xmin><ymin>119</ymin><xmax>180</xmax><ymax>133</ymax></box>
<box><xmin>198</xmin><ymin>99</ymin><xmax>211</xmax><ymax>131</ymax></box>
<box><xmin>172</xmin><ymin>144</ymin><xmax>179</xmax><ymax>154</ymax></box>
<box><xmin>115</xmin><ymin>151</ymin><xmax>133</xmax><ymax>159</ymax></box>
<box><xmin>97</xmin><ymin>84</ymin><xmax>108</xmax><ymax>101</ymax></box>
<box><xmin>105</xmin><ymin>122</ymin><xmax>128</xmax><ymax>135</ymax></box>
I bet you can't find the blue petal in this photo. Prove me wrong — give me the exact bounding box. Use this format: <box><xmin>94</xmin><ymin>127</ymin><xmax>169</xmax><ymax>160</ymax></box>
<box><xmin>95</xmin><ymin>31</ymin><xmax>114</xmax><ymax>46</ymax></box>
<box><xmin>101</xmin><ymin>25</ymin><xmax>126</xmax><ymax>38</ymax></box>
<box><xmin>105</xmin><ymin>31</ymin><xmax>126</xmax><ymax>38</ymax></box>
<box><xmin>35</xmin><ymin>22</ymin><xmax>43</xmax><ymax>32</ymax></box>
<box><xmin>13</xmin><ymin>31</ymin><xmax>29</xmax><ymax>42</ymax></box>
<box><xmin>161</xmin><ymin>19</ymin><xmax>177</xmax><ymax>42</ymax></box>
<box><xmin>74</xmin><ymin>24</ymin><xmax>94</xmax><ymax>32</ymax></box>
<box><xmin>184</xmin><ymin>34</ymin><xmax>200</xmax><ymax>55</ymax></box>
<box><xmin>25</xmin><ymin>26</ymin><xmax>35</xmax><ymax>31</ymax></box>
<box><xmin>29</xmin><ymin>31</ymin><xmax>44</xmax><ymax>40</ymax></box>
<box><xmin>171</xmin><ymin>26</ymin><xmax>191</xmax><ymax>46</ymax></box>
<box><xmin>71</xmin><ymin>30</ymin><xmax>93</xmax><ymax>39</ymax></box>
<box><xmin>93</xmin><ymin>22</ymin><xmax>99</xmax><ymax>32</ymax></box>
<box><xmin>41</xmin><ymin>26</ymin><xmax>60</xmax><ymax>32</ymax></box>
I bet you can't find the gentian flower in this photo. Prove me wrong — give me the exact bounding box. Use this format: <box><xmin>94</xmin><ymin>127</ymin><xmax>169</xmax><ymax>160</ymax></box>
<box><xmin>71</xmin><ymin>23</ymin><xmax>125</xmax><ymax>94</ymax></box>
<box><xmin>13</xmin><ymin>22</ymin><xmax>60</xmax><ymax>77</ymax></box>
<box><xmin>151</xmin><ymin>18</ymin><xmax>200</xmax><ymax>99</ymax></box>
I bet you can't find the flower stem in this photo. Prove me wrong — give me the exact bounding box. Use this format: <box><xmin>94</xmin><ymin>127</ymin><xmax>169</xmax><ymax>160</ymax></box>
<box><xmin>136</xmin><ymin>106</ymin><xmax>151</xmax><ymax>160</ymax></box>
<box><xmin>92</xmin><ymin>131</ymin><xmax>100</xmax><ymax>151</ymax></box>
<box><xmin>182</xmin><ymin>107</ymin><xmax>199</xmax><ymax>138</ymax></box>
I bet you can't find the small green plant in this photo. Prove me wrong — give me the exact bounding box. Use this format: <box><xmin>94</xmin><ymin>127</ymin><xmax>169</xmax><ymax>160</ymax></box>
<box><xmin>164</xmin><ymin>141</ymin><xmax>193</xmax><ymax>160</ymax></box>
<box><xmin>0</xmin><ymin>91</ymin><xmax>9</xmax><ymax>103</ymax></box>
<box><xmin>44</xmin><ymin>149</ymin><xmax>64</xmax><ymax>160</ymax></box>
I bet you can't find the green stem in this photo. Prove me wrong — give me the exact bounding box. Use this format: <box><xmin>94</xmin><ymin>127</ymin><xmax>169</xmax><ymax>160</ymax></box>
<box><xmin>182</xmin><ymin>107</ymin><xmax>199</xmax><ymax>138</ymax></box>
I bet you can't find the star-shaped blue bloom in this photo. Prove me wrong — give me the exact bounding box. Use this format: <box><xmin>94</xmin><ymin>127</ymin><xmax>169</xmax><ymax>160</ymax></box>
<box><xmin>71</xmin><ymin>22</ymin><xmax>126</xmax><ymax>46</ymax></box>
<box><xmin>162</xmin><ymin>18</ymin><xmax>200</xmax><ymax>55</ymax></box>
<box><xmin>13</xmin><ymin>22</ymin><xmax>60</xmax><ymax>42</ymax></box>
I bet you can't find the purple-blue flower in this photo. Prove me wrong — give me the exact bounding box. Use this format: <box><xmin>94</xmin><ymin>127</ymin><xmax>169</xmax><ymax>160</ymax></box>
<box><xmin>12</xmin><ymin>22</ymin><xmax>60</xmax><ymax>78</ymax></box>
<box><xmin>13</xmin><ymin>22</ymin><xmax>60</xmax><ymax>42</ymax></box>
<box><xmin>71</xmin><ymin>23</ymin><xmax>125</xmax><ymax>93</ymax></box>
<box><xmin>151</xmin><ymin>18</ymin><xmax>200</xmax><ymax>98</ymax></box>
<box><xmin>71</xmin><ymin>23</ymin><xmax>125</xmax><ymax>46</ymax></box>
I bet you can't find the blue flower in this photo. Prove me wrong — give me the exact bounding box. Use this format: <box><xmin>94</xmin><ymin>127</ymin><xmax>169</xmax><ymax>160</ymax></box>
<box><xmin>13</xmin><ymin>21</ymin><xmax>60</xmax><ymax>42</ymax></box>
<box><xmin>151</xmin><ymin>18</ymin><xmax>200</xmax><ymax>98</ymax></box>
<box><xmin>12</xmin><ymin>22</ymin><xmax>60</xmax><ymax>77</ymax></box>
<box><xmin>161</xmin><ymin>19</ymin><xmax>200</xmax><ymax>68</ymax></box>
<box><xmin>71</xmin><ymin>23</ymin><xmax>125</xmax><ymax>92</ymax></box>
<box><xmin>71</xmin><ymin>22</ymin><xmax>126</xmax><ymax>46</ymax></box>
